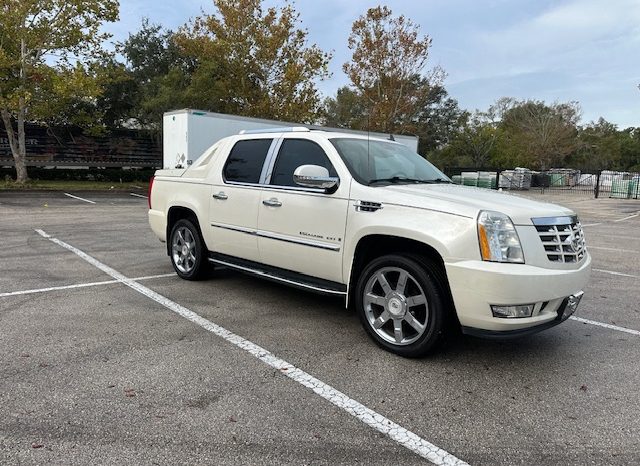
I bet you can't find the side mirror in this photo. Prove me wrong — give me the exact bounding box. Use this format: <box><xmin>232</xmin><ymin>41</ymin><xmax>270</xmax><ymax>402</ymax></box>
<box><xmin>293</xmin><ymin>165</ymin><xmax>339</xmax><ymax>192</ymax></box>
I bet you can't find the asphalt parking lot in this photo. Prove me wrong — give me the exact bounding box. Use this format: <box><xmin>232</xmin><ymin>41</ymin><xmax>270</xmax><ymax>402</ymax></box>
<box><xmin>1</xmin><ymin>190</ymin><xmax>639</xmax><ymax>465</ymax></box>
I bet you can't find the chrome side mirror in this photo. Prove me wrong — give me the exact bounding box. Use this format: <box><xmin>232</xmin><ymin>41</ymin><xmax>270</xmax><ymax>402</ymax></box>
<box><xmin>293</xmin><ymin>165</ymin><xmax>339</xmax><ymax>192</ymax></box>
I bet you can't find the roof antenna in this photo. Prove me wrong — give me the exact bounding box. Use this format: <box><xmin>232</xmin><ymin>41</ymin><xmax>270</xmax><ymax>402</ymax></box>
<box><xmin>367</xmin><ymin>105</ymin><xmax>371</xmax><ymax>181</ymax></box>
<box><xmin>388</xmin><ymin>134</ymin><xmax>395</xmax><ymax>141</ymax></box>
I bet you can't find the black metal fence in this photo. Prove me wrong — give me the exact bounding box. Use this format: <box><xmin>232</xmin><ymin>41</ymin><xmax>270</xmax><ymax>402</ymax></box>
<box><xmin>1</xmin><ymin>122</ymin><xmax>161</xmax><ymax>168</ymax></box>
<box><xmin>443</xmin><ymin>168</ymin><xmax>640</xmax><ymax>200</ymax></box>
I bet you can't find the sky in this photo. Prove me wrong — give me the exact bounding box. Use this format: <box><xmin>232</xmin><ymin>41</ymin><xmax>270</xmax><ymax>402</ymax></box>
<box><xmin>105</xmin><ymin>0</ymin><xmax>640</xmax><ymax>128</ymax></box>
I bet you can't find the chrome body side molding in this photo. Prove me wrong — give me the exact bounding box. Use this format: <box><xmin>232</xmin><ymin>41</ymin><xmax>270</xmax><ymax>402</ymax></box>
<box><xmin>210</xmin><ymin>222</ymin><xmax>341</xmax><ymax>251</ymax></box>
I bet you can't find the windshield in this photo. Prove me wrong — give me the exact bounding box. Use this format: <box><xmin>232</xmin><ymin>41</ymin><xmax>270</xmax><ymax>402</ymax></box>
<box><xmin>329</xmin><ymin>138</ymin><xmax>450</xmax><ymax>186</ymax></box>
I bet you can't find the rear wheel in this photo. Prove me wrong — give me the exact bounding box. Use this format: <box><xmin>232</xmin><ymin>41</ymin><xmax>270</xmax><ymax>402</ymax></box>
<box><xmin>169</xmin><ymin>218</ymin><xmax>208</xmax><ymax>280</ymax></box>
<box><xmin>355</xmin><ymin>254</ymin><xmax>446</xmax><ymax>357</ymax></box>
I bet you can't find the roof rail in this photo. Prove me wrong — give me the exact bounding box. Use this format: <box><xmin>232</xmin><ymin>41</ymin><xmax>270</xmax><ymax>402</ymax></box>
<box><xmin>238</xmin><ymin>126</ymin><xmax>309</xmax><ymax>135</ymax></box>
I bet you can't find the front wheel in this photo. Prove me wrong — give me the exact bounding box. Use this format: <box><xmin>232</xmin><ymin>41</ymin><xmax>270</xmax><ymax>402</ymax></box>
<box><xmin>355</xmin><ymin>254</ymin><xmax>447</xmax><ymax>357</ymax></box>
<box><xmin>169</xmin><ymin>218</ymin><xmax>208</xmax><ymax>280</ymax></box>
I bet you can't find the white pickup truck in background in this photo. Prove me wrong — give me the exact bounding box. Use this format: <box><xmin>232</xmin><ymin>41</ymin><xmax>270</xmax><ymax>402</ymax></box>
<box><xmin>148</xmin><ymin>127</ymin><xmax>591</xmax><ymax>357</ymax></box>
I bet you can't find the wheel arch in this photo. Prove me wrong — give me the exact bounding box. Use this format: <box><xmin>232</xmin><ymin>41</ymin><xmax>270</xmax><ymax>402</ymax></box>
<box><xmin>166</xmin><ymin>205</ymin><xmax>206</xmax><ymax>256</ymax></box>
<box><xmin>347</xmin><ymin>234</ymin><xmax>456</xmax><ymax>319</ymax></box>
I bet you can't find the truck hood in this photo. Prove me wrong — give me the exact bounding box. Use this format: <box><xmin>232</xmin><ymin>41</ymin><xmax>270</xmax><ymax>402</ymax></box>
<box><xmin>380</xmin><ymin>184</ymin><xmax>575</xmax><ymax>225</ymax></box>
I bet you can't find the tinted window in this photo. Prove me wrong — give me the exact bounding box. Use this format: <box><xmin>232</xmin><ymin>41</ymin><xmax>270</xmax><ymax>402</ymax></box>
<box><xmin>270</xmin><ymin>139</ymin><xmax>337</xmax><ymax>187</ymax></box>
<box><xmin>224</xmin><ymin>139</ymin><xmax>273</xmax><ymax>183</ymax></box>
<box><xmin>329</xmin><ymin>138</ymin><xmax>448</xmax><ymax>186</ymax></box>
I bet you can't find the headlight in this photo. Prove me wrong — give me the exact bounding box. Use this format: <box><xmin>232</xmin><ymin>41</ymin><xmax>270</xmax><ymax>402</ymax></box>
<box><xmin>477</xmin><ymin>211</ymin><xmax>524</xmax><ymax>263</ymax></box>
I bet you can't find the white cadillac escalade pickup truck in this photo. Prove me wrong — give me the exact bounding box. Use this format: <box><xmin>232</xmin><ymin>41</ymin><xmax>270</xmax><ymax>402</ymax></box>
<box><xmin>148</xmin><ymin>127</ymin><xmax>591</xmax><ymax>357</ymax></box>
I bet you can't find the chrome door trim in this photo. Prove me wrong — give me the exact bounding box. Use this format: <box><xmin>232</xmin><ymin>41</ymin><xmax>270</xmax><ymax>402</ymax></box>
<box><xmin>210</xmin><ymin>222</ymin><xmax>340</xmax><ymax>251</ymax></box>
<box><xmin>262</xmin><ymin>136</ymin><xmax>285</xmax><ymax>184</ymax></box>
<box><xmin>208</xmin><ymin>258</ymin><xmax>346</xmax><ymax>296</ymax></box>
<box><xmin>256</xmin><ymin>229</ymin><xmax>340</xmax><ymax>251</ymax></box>
<box><xmin>259</xmin><ymin>137</ymin><xmax>283</xmax><ymax>184</ymax></box>
<box><xmin>210</xmin><ymin>222</ymin><xmax>256</xmax><ymax>235</ymax></box>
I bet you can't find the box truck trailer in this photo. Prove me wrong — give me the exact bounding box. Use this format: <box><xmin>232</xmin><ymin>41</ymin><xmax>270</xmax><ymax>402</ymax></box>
<box><xmin>162</xmin><ymin>109</ymin><xmax>420</xmax><ymax>169</ymax></box>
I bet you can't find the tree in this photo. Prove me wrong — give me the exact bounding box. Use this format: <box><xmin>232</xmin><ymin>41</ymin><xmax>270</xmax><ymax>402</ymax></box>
<box><xmin>433</xmin><ymin>113</ymin><xmax>499</xmax><ymax>169</ymax></box>
<box><xmin>323</xmin><ymin>86</ymin><xmax>369</xmax><ymax>130</ymax></box>
<box><xmin>412</xmin><ymin>84</ymin><xmax>466</xmax><ymax>155</ymax></box>
<box><xmin>343</xmin><ymin>6</ymin><xmax>443</xmax><ymax>134</ymax></box>
<box><xmin>498</xmin><ymin>100</ymin><xmax>580</xmax><ymax>170</ymax></box>
<box><xmin>117</xmin><ymin>19</ymin><xmax>191</xmax><ymax>129</ymax></box>
<box><xmin>0</xmin><ymin>0</ymin><xmax>119</xmax><ymax>182</ymax></box>
<box><xmin>174</xmin><ymin>0</ymin><xmax>331</xmax><ymax>123</ymax></box>
<box><xmin>575</xmin><ymin>118</ymin><xmax>622</xmax><ymax>170</ymax></box>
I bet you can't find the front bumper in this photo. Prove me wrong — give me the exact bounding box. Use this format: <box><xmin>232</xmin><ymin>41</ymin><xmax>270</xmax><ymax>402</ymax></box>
<box><xmin>445</xmin><ymin>253</ymin><xmax>591</xmax><ymax>334</ymax></box>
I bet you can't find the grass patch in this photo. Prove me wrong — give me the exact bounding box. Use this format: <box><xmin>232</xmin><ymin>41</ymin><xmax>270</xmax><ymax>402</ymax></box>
<box><xmin>0</xmin><ymin>179</ymin><xmax>150</xmax><ymax>191</ymax></box>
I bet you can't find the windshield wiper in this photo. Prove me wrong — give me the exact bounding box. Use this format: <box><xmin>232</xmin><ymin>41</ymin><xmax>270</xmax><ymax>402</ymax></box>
<box><xmin>420</xmin><ymin>178</ymin><xmax>452</xmax><ymax>184</ymax></box>
<box><xmin>368</xmin><ymin>176</ymin><xmax>451</xmax><ymax>186</ymax></box>
<box><xmin>368</xmin><ymin>176</ymin><xmax>429</xmax><ymax>186</ymax></box>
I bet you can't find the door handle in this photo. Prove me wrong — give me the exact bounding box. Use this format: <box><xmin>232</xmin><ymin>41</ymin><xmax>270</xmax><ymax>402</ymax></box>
<box><xmin>212</xmin><ymin>191</ymin><xmax>228</xmax><ymax>200</ymax></box>
<box><xmin>262</xmin><ymin>198</ymin><xmax>282</xmax><ymax>207</ymax></box>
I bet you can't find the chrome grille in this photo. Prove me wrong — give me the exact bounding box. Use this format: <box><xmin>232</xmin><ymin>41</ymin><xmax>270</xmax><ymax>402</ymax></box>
<box><xmin>532</xmin><ymin>216</ymin><xmax>586</xmax><ymax>263</ymax></box>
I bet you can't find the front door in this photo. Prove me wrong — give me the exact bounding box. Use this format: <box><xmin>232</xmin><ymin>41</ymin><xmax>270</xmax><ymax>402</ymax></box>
<box><xmin>257</xmin><ymin>138</ymin><xmax>349</xmax><ymax>283</ymax></box>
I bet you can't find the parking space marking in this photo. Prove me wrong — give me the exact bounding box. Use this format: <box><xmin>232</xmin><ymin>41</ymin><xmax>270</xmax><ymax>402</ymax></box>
<box><xmin>63</xmin><ymin>193</ymin><xmax>96</xmax><ymax>204</ymax></box>
<box><xmin>129</xmin><ymin>193</ymin><xmax>148</xmax><ymax>199</ymax></box>
<box><xmin>582</xmin><ymin>223</ymin><xmax>602</xmax><ymax>227</ymax></box>
<box><xmin>34</xmin><ymin>228</ymin><xmax>468</xmax><ymax>466</ymax></box>
<box><xmin>588</xmin><ymin>246</ymin><xmax>639</xmax><ymax>254</ymax></box>
<box><xmin>584</xmin><ymin>233</ymin><xmax>640</xmax><ymax>241</ymax></box>
<box><xmin>593</xmin><ymin>268</ymin><xmax>638</xmax><ymax>279</ymax></box>
<box><xmin>0</xmin><ymin>273</ymin><xmax>175</xmax><ymax>298</ymax></box>
<box><xmin>570</xmin><ymin>316</ymin><xmax>640</xmax><ymax>337</ymax></box>
<box><xmin>613</xmin><ymin>212</ymin><xmax>639</xmax><ymax>222</ymax></box>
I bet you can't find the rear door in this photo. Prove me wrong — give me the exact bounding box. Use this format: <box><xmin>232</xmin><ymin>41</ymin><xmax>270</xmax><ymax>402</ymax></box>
<box><xmin>257</xmin><ymin>137</ymin><xmax>349</xmax><ymax>283</ymax></box>
<box><xmin>207</xmin><ymin>137</ymin><xmax>276</xmax><ymax>261</ymax></box>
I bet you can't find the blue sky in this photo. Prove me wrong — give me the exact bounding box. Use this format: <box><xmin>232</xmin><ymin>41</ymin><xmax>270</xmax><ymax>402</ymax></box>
<box><xmin>106</xmin><ymin>0</ymin><xmax>640</xmax><ymax>128</ymax></box>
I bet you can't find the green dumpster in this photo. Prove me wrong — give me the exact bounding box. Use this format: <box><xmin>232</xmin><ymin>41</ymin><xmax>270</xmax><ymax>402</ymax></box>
<box><xmin>610</xmin><ymin>179</ymin><xmax>630</xmax><ymax>199</ymax></box>
<box><xmin>550</xmin><ymin>173</ymin><xmax>564</xmax><ymax>187</ymax></box>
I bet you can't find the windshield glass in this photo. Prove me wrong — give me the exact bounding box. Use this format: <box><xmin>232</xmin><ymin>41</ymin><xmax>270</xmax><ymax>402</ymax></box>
<box><xmin>329</xmin><ymin>138</ymin><xmax>450</xmax><ymax>186</ymax></box>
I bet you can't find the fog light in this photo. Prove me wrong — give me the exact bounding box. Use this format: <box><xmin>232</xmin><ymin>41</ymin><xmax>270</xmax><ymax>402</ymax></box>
<box><xmin>491</xmin><ymin>304</ymin><xmax>534</xmax><ymax>318</ymax></box>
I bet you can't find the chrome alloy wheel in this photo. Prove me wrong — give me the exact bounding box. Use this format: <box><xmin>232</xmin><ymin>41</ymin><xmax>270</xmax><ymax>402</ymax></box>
<box><xmin>171</xmin><ymin>226</ymin><xmax>197</xmax><ymax>273</ymax></box>
<box><xmin>363</xmin><ymin>267</ymin><xmax>429</xmax><ymax>346</ymax></box>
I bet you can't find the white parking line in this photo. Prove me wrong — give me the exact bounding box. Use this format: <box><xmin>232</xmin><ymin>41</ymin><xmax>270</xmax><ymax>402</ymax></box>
<box><xmin>582</xmin><ymin>223</ymin><xmax>601</xmax><ymax>227</ymax></box>
<box><xmin>613</xmin><ymin>212</ymin><xmax>639</xmax><ymax>222</ymax></box>
<box><xmin>593</xmin><ymin>268</ymin><xmax>638</xmax><ymax>279</ymax></box>
<box><xmin>64</xmin><ymin>193</ymin><xmax>96</xmax><ymax>204</ymax></box>
<box><xmin>34</xmin><ymin>228</ymin><xmax>467</xmax><ymax>466</ymax></box>
<box><xmin>570</xmin><ymin>317</ymin><xmax>640</xmax><ymax>337</ymax></box>
<box><xmin>588</xmin><ymin>246</ymin><xmax>639</xmax><ymax>254</ymax></box>
<box><xmin>129</xmin><ymin>192</ymin><xmax>148</xmax><ymax>199</ymax></box>
<box><xmin>0</xmin><ymin>273</ymin><xmax>175</xmax><ymax>298</ymax></box>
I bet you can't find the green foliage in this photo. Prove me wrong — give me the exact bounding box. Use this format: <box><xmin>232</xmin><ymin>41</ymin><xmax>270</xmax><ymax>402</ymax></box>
<box><xmin>323</xmin><ymin>87</ymin><xmax>369</xmax><ymax>130</ymax></box>
<box><xmin>0</xmin><ymin>0</ymin><xmax>120</xmax><ymax>181</ymax></box>
<box><xmin>0</xmin><ymin>0</ymin><xmax>119</xmax><ymax>112</ymax></box>
<box><xmin>342</xmin><ymin>6</ymin><xmax>443</xmax><ymax>134</ymax></box>
<box><xmin>430</xmin><ymin>98</ymin><xmax>639</xmax><ymax>172</ymax></box>
<box><xmin>173</xmin><ymin>0</ymin><xmax>331</xmax><ymax>123</ymax></box>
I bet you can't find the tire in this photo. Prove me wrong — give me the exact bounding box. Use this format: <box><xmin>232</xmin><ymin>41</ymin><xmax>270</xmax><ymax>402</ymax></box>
<box><xmin>355</xmin><ymin>254</ymin><xmax>447</xmax><ymax>357</ymax></box>
<box><xmin>169</xmin><ymin>218</ymin><xmax>208</xmax><ymax>280</ymax></box>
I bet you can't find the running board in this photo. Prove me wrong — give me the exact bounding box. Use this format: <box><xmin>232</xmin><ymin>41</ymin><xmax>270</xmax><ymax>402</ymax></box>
<box><xmin>208</xmin><ymin>253</ymin><xmax>347</xmax><ymax>296</ymax></box>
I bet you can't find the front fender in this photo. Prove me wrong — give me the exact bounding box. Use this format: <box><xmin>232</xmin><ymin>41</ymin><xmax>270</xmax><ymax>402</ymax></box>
<box><xmin>342</xmin><ymin>203</ymin><xmax>478</xmax><ymax>302</ymax></box>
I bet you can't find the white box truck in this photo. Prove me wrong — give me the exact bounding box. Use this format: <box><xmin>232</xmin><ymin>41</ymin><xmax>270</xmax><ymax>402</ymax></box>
<box><xmin>162</xmin><ymin>109</ymin><xmax>419</xmax><ymax>169</ymax></box>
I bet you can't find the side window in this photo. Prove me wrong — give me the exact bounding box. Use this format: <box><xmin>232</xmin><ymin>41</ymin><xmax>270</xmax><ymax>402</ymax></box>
<box><xmin>270</xmin><ymin>139</ymin><xmax>337</xmax><ymax>187</ymax></box>
<box><xmin>223</xmin><ymin>139</ymin><xmax>273</xmax><ymax>183</ymax></box>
